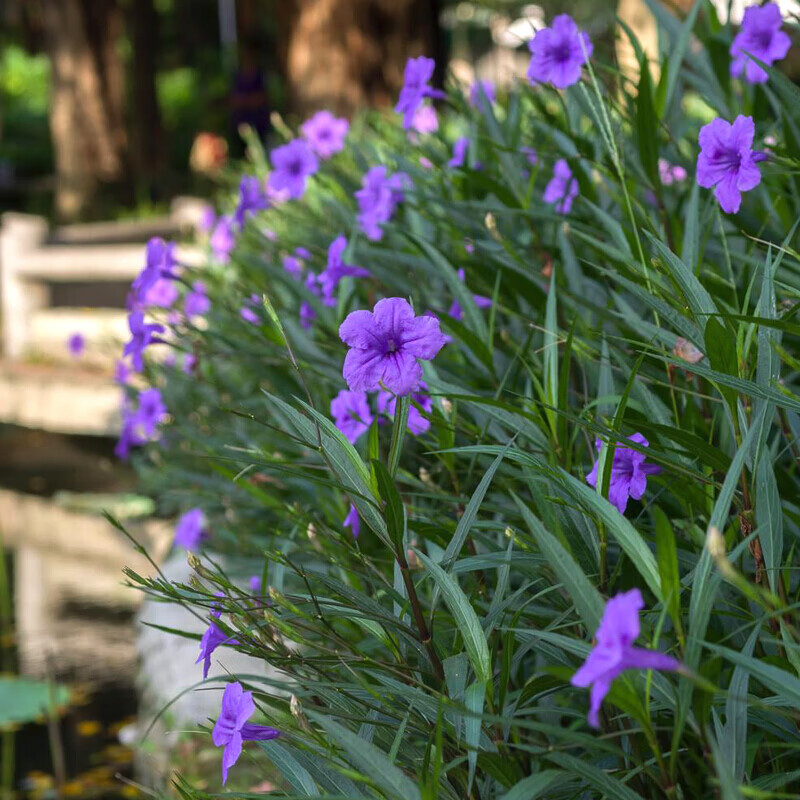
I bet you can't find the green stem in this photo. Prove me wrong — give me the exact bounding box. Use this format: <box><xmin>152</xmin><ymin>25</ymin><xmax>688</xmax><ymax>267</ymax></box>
<box><xmin>387</xmin><ymin>395</ymin><xmax>410</xmax><ymax>478</ymax></box>
<box><xmin>398</xmin><ymin>556</ymin><xmax>444</xmax><ymax>683</ymax></box>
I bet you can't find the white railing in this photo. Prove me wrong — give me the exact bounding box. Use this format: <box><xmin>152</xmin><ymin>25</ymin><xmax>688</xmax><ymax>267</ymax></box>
<box><xmin>0</xmin><ymin>197</ymin><xmax>205</xmax><ymax>359</ymax></box>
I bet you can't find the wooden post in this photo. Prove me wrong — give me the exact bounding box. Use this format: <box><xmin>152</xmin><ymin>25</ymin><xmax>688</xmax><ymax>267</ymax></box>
<box><xmin>0</xmin><ymin>213</ymin><xmax>49</xmax><ymax>359</ymax></box>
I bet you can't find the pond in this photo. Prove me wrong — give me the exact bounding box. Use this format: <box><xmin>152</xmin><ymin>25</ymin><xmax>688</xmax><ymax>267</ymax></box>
<box><xmin>0</xmin><ymin>425</ymin><xmax>147</xmax><ymax>799</ymax></box>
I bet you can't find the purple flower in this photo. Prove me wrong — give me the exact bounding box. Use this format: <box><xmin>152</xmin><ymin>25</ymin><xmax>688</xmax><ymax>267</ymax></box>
<box><xmin>318</xmin><ymin>235</ymin><xmax>369</xmax><ymax>306</ymax></box>
<box><xmin>113</xmin><ymin>359</ymin><xmax>129</xmax><ymax>385</ymax></box>
<box><xmin>331</xmin><ymin>389</ymin><xmax>373</xmax><ymax>443</ymax></box>
<box><xmin>343</xmin><ymin>504</ymin><xmax>360</xmax><ymax>538</ymax></box>
<box><xmin>197</xmin><ymin>204</ymin><xmax>216</xmax><ymax>234</ymax></box>
<box><xmin>696</xmin><ymin>115</ymin><xmax>762</xmax><ymax>214</ymax></box>
<box><xmin>522</xmin><ymin>146</ymin><xmax>538</xmax><ymax>166</ymax></box>
<box><xmin>123</xmin><ymin>311</ymin><xmax>164</xmax><ymax>372</ymax></box>
<box><xmin>469</xmin><ymin>79</ymin><xmax>495</xmax><ymax>108</ymax></box>
<box><xmin>268</xmin><ymin>139</ymin><xmax>318</xmax><ymax>201</ymax></box>
<box><xmin>182</xmin><ymin>353</ymin><xmax>196</xmax><ymax>374</ymax></box>
<box><xmin>174</xmin><ymin>507</ymin><xmax>205</xmax><ymax>550</ymax></box>
<box><xmin>339</xmin><ymin>297</ymin><xmax>447</xmax><ymax>395</ymax></box>
<box><xmin>210</xmin><ymin>216</ymin><xmax>235</xmax><ymax>263</ymax></box>
<box><xmin>543</xmin><ymin>159</ymin><xmax>579</xmax><ymax>214</ymax></box>
<box><xmin>295</xmin><ymin>247</ymin><xmax>311</xmax><ymax>260</ymax></box>
<box><xmin>197</xmin><ymin>621</ymin><xmax>239</xmax><ymax>679</ymax></box>
<box><xmin>213</xmin><ymin>682</ymin><xmax>280</xmax><ymax>784</ymax></box>
<box><xmin>185</xmin><ymin>281</ymin><xmax>211</xmax><ymax>317</ymax></box>
<box><xmin>240</xmin><ymin>306</ymin><xmax>259</xmax><ymax>325</ymax></box>
<box><xmin>249</xmin><ymin>575</ymin><xmax>262</xmax><ymax>595</ymax></box>
<box><xmin>234</xmin><ymin>176</ymin><xmax>269</xmax><ymax>228</ymax></box>
<box><xmin>300</xmin><ymin>110</ymin><xmax>349</xmax><ymax>158</ymax></box>
<box><xmin>115</xmin><ymin>403</ymin><xmax>143</xmax><ymax>460</ymax></box>
<box><xmin>658</xmin><ymin>158</ymin><xmax>687</xmax><ymax>186</ymax></box>
<box><xmin>571</xmin><ymin>588</ymin><xmax>682</xmax><ymax>727</ymax></box>
<box><xmin>586</xmin><ymin>432</ymin><xmax>660</xmax><ymax>515</ymax></box>
<box><xmin>527</xmin><ymin>14</ymin><xmax>593</xmax><ymax>89</ymax></box>
<box><xmin>448</xmin><ymin>269</ymin><xmax>492</xmax><ymax>321</ymax></box>
<box><xmin>135</xmin><ymin>387</ymin><xmax>167</xmax><ymax>437</ymax></box>
<box><xmin>395</xmin><ymin>56</ymin><xmax>445</xmax><ymax>129</ymax></box>
<box><xmin>356</xmin><ymin>166</ymin><xmax>409</xmax><ymax>241</ymax></box>
<box><xmin>411</xmin><ymin>104</ymin><xmax>438</xmax><ymax>135</ymax></box>
<box><xmin>282</xmin><ymin>254</ymin><xmax>303</xmax><ymax>279</ymax></box>
<box><xmin>67</xmin><ymin>332</ymin><xmax>85</xmax><ymax>357</ymax></box>
<box><xmin>144</xmin><ymin>277</ymin><xmax>179</xmax><ymax>308</ymax></box>
<box><xmin>300</xmin><ymin>271</ymin><xmax>320</xmax><ymax>330</ymax></box>
<box><xmin>115</xmin><ymin>389</ymin><xmax>166</xmax><ymax>459</ymax></box>
<box><xmin>377</xmin><ymin>384</ymin><xmax>432</xmax><ymax>435</ymax></box>
<box><xmin>731</xmin><ymin>2</ymin><xmax>791</xmax><ymax>84</ymax></box>
<box><xmin>210</xmin><ymin>591</ymin><xmax>225</xmax><ymax>619</ymax></box>
<box><xmin>449</xmin><ymin>137</ymin><xmax>469</xmax><ymax>169</ymax></box>
<box><xmin>132</xmin><ymin>238</ymin><xmax>176</xmax><ymax>304</ymax></box>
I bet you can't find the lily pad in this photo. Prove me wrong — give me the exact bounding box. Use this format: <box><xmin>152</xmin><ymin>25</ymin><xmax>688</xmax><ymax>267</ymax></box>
<box><xmin>0</xmin><ymin>677</ymin><xmax>70</xmax><ymax>727</ymax></box>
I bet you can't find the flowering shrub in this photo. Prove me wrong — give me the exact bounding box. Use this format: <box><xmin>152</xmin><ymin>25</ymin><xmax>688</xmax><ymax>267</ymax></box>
<box><xmin>113</xmin><ymin>3</ymin><xmax>800</xmax><ymax>796</ymax></box>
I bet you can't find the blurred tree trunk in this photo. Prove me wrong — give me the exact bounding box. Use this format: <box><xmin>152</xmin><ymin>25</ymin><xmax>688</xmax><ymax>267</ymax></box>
<box><xmin>41</xmin><ymin>0</ymin><xmax>128</xmax><ymax>220</ymax></box>
<box><xmin>130</xmin><ymin>0</ymin><xmax>166</xmax><ymax>197</ymax></box>
<box><xmin>279</xmin><ymin>0</ymin><xmax>443</xmax><ymax>116</ymax></box>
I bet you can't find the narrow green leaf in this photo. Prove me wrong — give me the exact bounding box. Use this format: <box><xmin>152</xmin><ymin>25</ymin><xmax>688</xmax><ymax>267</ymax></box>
<box><xmin>387</xmin><ymin>395</ymin><xmax>410</xmax><ymax>478</ymax></box>
<box><xmin>543</xmin><ymin>267</ymin><xmax>559</xmax><ymax>437</ymax></box>
<box><xmin>308</xmin><ymin>711</ymin><xmax>421</xmax><ymax>800</ymax></box>
<box><xmin>373</xmin><ymin>460</ymin><xmax>406</xmax><ymax>556</ymax></box>
<box><xmin>723</xmin><ymin>627</ymin><xmax>758</xmax><ymax>782</ymax></box>
<box><xmin>647</xmin><ymin>233</ymin><xmax>717</xmax><ymax>319</ymax></box>
<box><xmin>441</xmin><ymin>444</ymin><xmax>511</xmax><ymax>571</ymax></box>
<box><xmin>708</xmin><ymin>732</ymin><xmax>745</xmax><ymax>800</ymax></box>
<box><xmin>500</xmin><ymin>771</ymin><xmax>563</xmax><ymax>800</ymax></box>
<box><xmin>653</xmin><ymin>507</ymin><xmax>683</xmax><ymax>639</ymax></box>
<box><xmin>704</xmin><ymin>317</ymin><xmax>738</xmax><ymax>410</ymax></box>
<box><xmin>258</xmin><ymin>740</ymin><xmax>320</xmax><ymax>796</ymax></box>
<box><xmin>636</xmin><ymin>55</ymin><xmax>659</xmax><ymax>184</ymax></box>
<box><xmin>548</xmin><ymin>752</ymin><xmax>646</xmax><ymax>800</ymax></box>
<box><xmin>416</xmin><ymin>551</ymin><xmax>492</xmax><ymax>684</ymax></box>
<box><xmin>464</xmin><ymin>679</ymin><xmax>486</xmax><ymax>792</ymax></box>
<box><xmin>513</xmin><ymin>493</ymin><xmax>603</xmax><ymax>632</ymax></box>
<box><xmin>709</xmin><ymin>644</ymin><xmax>800</xmax><ymax>708</ymax></box>
<box><xmin>558</xmin><ymin>469</ymin><xmax>662</xmax><ymax>601</ymax></box>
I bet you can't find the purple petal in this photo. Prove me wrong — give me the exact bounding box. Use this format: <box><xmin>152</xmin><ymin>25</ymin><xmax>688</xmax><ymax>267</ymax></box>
<box><xmin>342</xmin><ymin>347</ymin><xmax>387</xmax><ymax>392</ymax></box>
<box><xmin>587</xmin><ymin>675</ymin><xmax>612</xmax><ymax>728</ymax></box>
<box><xmin>398</xmin><ymin>315</ymin><xmax>447</xmax><ymax>359</ymax></box>
<box><xmin>221</xmin><ymin>733</ymin><xmax>242</xmax><ymax>784</ymax></box>
<box><xmin>372</xmin><ymin>297</ymin><xmax>416</xmax><ymax>340</ymax></box>
<box><xmin>339</xmin><ymin>310</ymin><xmax>383</xmax><ymax>349</ymax></box>
<box><xmin>380</xmin><ymin>350</ymin><xmax>424</xmax><ymax>395</ymax></box>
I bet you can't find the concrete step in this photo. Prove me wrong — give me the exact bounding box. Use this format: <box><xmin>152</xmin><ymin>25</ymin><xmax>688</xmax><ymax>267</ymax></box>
<box><xmin>0</xmin><ymin>360</ymin><xmax>122</xmax><ymax>435</ymax></box>
<box><xmin>27</xmin><ymin>307</ymin><xmax>128</xmax><ymax>366</ymax></box>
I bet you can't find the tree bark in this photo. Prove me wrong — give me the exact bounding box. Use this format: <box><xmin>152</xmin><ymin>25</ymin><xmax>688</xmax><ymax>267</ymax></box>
<box><xmin>129</xmin><ymin>0</ymin><xmax>166</xmax><ymax>195</ymax></box>
<box><xmin>41</xmin><ymin>0</ymin><xmax>128</xmax><ymax>220</ymax></box>
<box><xmin>281</xmin><ymin>0</ymin><xmax>442</xmax><ymax>116</ymax></box>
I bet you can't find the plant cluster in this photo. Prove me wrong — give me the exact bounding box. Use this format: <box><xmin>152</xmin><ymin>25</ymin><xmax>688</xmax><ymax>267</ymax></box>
<box><xmin>109</xmin><ymin>3</ymin><xmax>800</xmax><ymax>797</ymax></box>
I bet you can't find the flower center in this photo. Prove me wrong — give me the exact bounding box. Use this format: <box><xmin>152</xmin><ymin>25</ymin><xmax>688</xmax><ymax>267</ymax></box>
<box><xmin>713</xmin><ymin>147</ymin><xmax>742</xmax><ymax>172</ymax></box>
<box><xmin>288</xmin><ymin>159</ymin><xmax>302</xmax><ymax>176</ymax></box>
<box><xmin>551</xmin><ymin>40</ymin><xmax>573</xmax><ymax>64</ymax></box>
<box><xmin>387</xmin><ymin>338</ymin><xmax>398</xmax><ymax>353</ymax></box>
<box><xmin>756</xmin><ymin>30</ymin><xmax>773</xmax><ymax>50</ymax></box>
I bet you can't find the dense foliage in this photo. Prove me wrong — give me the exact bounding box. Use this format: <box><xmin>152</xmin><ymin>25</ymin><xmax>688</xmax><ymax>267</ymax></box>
<box><xmin>118</xmin><ymin>3</ymin><xmax>800</xmax><ymax>797</ymax></box>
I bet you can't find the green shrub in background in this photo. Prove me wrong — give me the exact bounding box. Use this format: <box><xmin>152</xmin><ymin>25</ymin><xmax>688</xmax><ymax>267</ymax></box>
<box><xmin>115</xmin><ymin>2</ymin><xmax>800</xmax><ymax>797</ymax></box>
